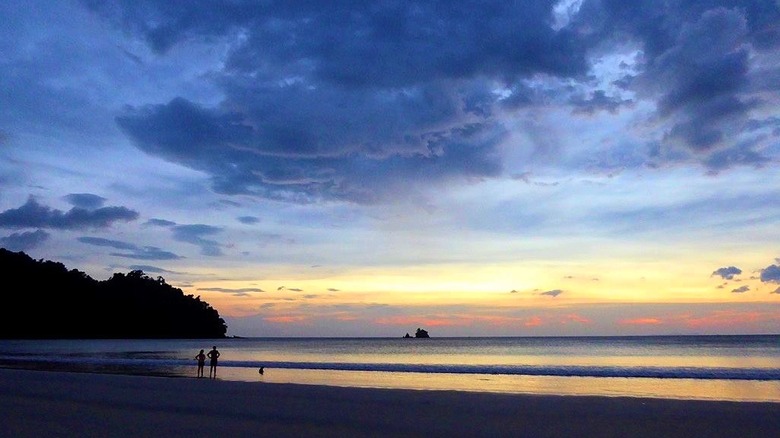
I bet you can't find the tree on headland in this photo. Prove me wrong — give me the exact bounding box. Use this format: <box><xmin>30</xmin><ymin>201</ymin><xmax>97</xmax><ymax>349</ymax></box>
<box><xmin>0</xmin><ymin>248</ymin><xmax>227</xmax><ymax>339</ymax></box>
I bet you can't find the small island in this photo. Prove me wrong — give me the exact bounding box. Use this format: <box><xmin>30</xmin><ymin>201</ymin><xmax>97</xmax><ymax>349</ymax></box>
<box><xmin>403</xmin><ymin>328</ymin><xmax>430</xmax><ymax>338</ymax></box>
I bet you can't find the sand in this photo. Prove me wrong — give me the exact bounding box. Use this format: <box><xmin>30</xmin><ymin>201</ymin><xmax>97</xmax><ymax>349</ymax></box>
<box><xmin>0</xmin><ymin>368</ymin><xmax>777</xmax><ymax>438</ymax></box>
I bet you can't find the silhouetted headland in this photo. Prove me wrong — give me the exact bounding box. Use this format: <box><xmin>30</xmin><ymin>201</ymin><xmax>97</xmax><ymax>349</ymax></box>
<box><xmin>0</xmin><ymin>248</ymin><xmax>227</xmax><ymax>339</ymax></box>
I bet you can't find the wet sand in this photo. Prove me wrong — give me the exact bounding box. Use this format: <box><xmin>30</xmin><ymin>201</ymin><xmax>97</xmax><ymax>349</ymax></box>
<box><xmin>1</xmin><ymin>368</ymin><xmax>777</xmax><ymax>437</ymax></box>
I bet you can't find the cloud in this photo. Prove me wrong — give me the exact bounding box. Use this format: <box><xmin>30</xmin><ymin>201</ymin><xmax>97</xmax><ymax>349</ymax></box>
<box><xmin>88</xmin><ymin>2</ymin><xmax>588</xmax><ymax>77</ymax></box>
<box><xmin>171</xmin><ymin>224</ymin><xmax>223</xmax><ymax>256</ymax></box>
<box><xmin>0</xmin><ymin>196</ymin><xmax>138</xmax><ymax>230</ymax></box>
<box><xmin>95</xmin><ymin>0</ymin><xmax>594</xmax><ymax>204</ymax></box>
<box><xmin>78</xmin><ymin>236</ymin><xmax>182</xmax><ymax>260</ymax></box>
<box><xmin>577</xmin><ymin>2</ymin><xmax>780</xmax><ymax>170</ymax></box>
<box><xmin>712</xmin><ymin>266</ymin><xmax>742</xmax><ymax>280</ymax></box>
<box><xmin>540</xmin><ymin>289</ymin><xmax>563</xmax><ymax>298</ymax></box>
<box><xmin>570</xmin><ymin>90</ymin><xmax>633</xmax><ymax>115</ymax></box>
<box><xmin>78</xmin><ymin>236</ymin><xmax>138</xmax><ymax>251</ymax></box>
<box><xmin>145</xmin><ymin>218</ymin><xmax>177</xmax><ymax>227</ymax></box>
<box><xmin>117</xmin><ymin>98</ymin><xmax>505</xmax><ymax>204</ymax></box>
<box><xmin>63</xmin><ymin>193</ymin><xmax>107</xmax><ymax>209</ymax></box>
<box><xmin>198</xmin><ymin>287</ymin><xmax>264</xmax><ymax>297</ymax></box>
<box><xmin>731</xmin><ymin>285</ymin><xmax>750</xmax><ymax>294</ymax></box>
<box><xmin>772</xmin><ymin>287</ymin><xmax>780</xmax><ymax>294</ymax></box>
<box><xmin>127</xmin><ymin>265</ymin><xmax>180</xmax><ymax>275</ymax></box>
<box><xmin>238</xmin><ymin>216</ymin><xmax>260</xmax><ymax>225</ymax></box>
<box><xmin>760</xmin><ymin>265</ymin><xmax>780</xmax><ymax>283</ymax></box>
<box><xmin>77</xmin><ymin>0</ymin><xmax>778</xmax><ymax>199</ymax></box>
<box><xmin>0</xmin><ymin>229</ymin><xmax>50</xmax><ymax>251</ymax></box>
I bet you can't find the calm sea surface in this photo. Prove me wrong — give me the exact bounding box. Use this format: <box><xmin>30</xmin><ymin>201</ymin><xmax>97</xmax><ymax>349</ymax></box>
<box><xmin>1</xmin><ymin>335</ymin><xmax>779</xmax><ymax>402</ymax></box>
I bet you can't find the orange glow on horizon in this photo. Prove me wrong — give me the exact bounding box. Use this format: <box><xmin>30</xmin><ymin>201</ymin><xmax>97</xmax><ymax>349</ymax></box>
<box><xmin>621</xmin><ymin>318</ymin><xmax>664</xmax><ymax>325</ymax></box>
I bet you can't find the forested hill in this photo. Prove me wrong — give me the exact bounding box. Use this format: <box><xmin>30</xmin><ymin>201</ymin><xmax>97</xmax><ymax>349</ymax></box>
<box><xmin>0</xmin><ymin>248</ymin><xmax>227</xmax><ymax>339</ymax></box>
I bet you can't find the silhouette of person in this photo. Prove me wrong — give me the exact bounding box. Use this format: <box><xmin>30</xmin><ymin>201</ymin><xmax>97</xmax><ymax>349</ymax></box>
<box><xmin>207</xmin><ymin>346</ymin><xmax>220</xmax><ymax>378</ymax></box>
<box><xmin>195</xmin><ymin>349</ymin><xmax>206</xmax><ymax>378</ymax></box>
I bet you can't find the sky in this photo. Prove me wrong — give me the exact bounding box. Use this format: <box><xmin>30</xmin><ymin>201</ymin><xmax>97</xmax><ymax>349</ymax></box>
<box><xmin>2</xmin><ymin>0</ymin><xmax>780</xmax><ymax>337</ymax></box>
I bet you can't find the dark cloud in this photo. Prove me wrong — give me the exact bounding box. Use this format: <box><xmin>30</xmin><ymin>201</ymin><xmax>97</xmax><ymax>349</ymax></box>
<box><xmin>731</xmin><ymin>285</ymin><xmax>749</xmax><ymax>293</ymax></box>
<box><xmin>171</xmin><ymin>224</ymin><xmax>223</xmax><ymax>256</ymax></box>
<box><xmin>98</xmin><ymin>1</ymin><xmax>590</xmax><ymax>203</ymax></box>
<box><xmin>287</xmin><ymin>288</ymin><xmax>304</xmax><ymax>292</ymax></box>
<box><xmin>760</xmin><ymin>265</ymin><xmax>780</xmax><ymax>283</ymax></box>
<box><xmin>87</xmin><ymin>1</ymin><xmax>587</xmax><ymax>79</ymax></box>
<box><xmin>704</xmin><ymin>139</ymin><xmax>773</xmax><ymax>173</ymax></box>
<box><xmin>93</xmin><ymin>0</ymin><xmax>780</xmax><ymax>195</ymax></box>
<box><xmin>771</xmin><ymin>287</ymin><xmax>780</xmax><ymax>294</ymax></box>
<box><xmin>0</xmin><ymin>229</ymin><xmax>50</xmax><ymax>251</ymax></box>
<box><xmin>327</xmin><ymin>288</ymin><xmax>340</xmax><ymax>292</ymax></box>
<box><xmin>111</xmin><ymin>247</ymin><xmax>182</xmax><ymax>261</ymax></box>
<box><xmin>144</xmin><ymin>218</ymin><xmax>177</xmax><ymax>227</ymax></box>
<box><xmin>712</xmin><ymin>266</ymin><xmax>742</xmax><ymax>280</ymax></box>
<box><xmin>63</xmin><ymin>193</ymin><xmax>107</xmax><ymax>209</ymax></box>
<box><xmin>127</xmin><ymin>264</ymin><xmax>179</xmax><ymax>274</ymax></box>
<box><xmin>78</xmin><ymin>236</ymin><xmax>137</xmax><ymax>250</ymax></box>
<box><xmin>570</xmin><ymin>90</ymin><xmax>633</xmax><ymax>115</ymax></box>
<box><xmin>0</xmin><ymin>197</ymin><xmax>139</xmax><ymax>230</ymax></box>
<box><xmin>198</xmin><ymin>287</ymin><xmax>264</xmax><ymax>297</ymax></box>
<box><xmin>238</xmin><ymin>216</ymin><xmax>260</xmax><ymax>225</ymax></box>
<box><xmin>78</xmin><ymin>236</ymin><xmax>182</xmax><ymax>260</ymax></box>
<box><xmin>575</xmin><ymin>1</ymin><xmax>780</xmax><ymax>169</ymax></box>
<box><xmin>540</xmin><ymin>289</ymin><xmax>563</xmax><ymax>297</ymax></box>
<box><xmin>118</xmin><ymin>96</ymin><xmax>505</xmax><ymax>204</ymax></box>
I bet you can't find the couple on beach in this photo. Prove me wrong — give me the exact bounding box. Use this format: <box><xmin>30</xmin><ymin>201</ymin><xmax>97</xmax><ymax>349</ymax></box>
<box><xmin>195</xmin><ymin>346</ymin><xmax>220</xmax><ymax>378</ymax></box>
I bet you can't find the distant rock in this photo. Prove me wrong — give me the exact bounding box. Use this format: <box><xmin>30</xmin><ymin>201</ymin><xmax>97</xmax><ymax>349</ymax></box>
<box><xmin>415</xmin><ymin>328</ymin><xmax>430</xmax><ymax>338</ymax></box>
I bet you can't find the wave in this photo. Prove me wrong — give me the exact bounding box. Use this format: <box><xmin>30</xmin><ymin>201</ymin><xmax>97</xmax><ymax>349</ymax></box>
<box><xmin>229</xmin><ymin>360</ymin><xmax>780</xmax><ymax>381</ymax></box>
<box><xmin>7</xmin><ymin>355</ymin><xmax>779</xmax><ymax>381</ymax></box>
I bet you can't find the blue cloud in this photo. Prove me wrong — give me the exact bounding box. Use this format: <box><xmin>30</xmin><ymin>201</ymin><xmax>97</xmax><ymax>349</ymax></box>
<box><xmin>760</xmin><ymin>265</ymin><xmax>780</xmax><ymax>283</ymax></box>
<box><xmin>238</xmin><ymin>216</ymin><xmax>260</xmax><ymax>225</ymax></box>
<box><xmin>0</xmin><ymin>197</ymin><xmax>138</xmax><ymax>230</ymax></box>
<box><xmin>0</xmin><ymin>229</ymin><xmax>50</xmax><ymax>251</ymax></box>
<box><xmin>171</xmin><ymin>224</ymin><xmax>223</xmax><ymax>256</ymax></box>
<box><xmin>78</xmin><ymin>236</ymin><xmax>182</xmax><ymax>261</ymax></box>
<box><xmin>64</xmin><ymin>193</ymin><xmax>107</xmax><ymax>209</ymax></box>
<box><xmin>712</xmin><ymin>266</ymin><xmax>742</xmax><ymax>280</ymax></box>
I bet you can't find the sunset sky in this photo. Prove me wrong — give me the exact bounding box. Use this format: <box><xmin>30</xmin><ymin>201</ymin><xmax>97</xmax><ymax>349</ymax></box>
<box><xmin>2</xmin><ymin>0</ymin><xmax>780</xmax><ymax>337</ymax></box>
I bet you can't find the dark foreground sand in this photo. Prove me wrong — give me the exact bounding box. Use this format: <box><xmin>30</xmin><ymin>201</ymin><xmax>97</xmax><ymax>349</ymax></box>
<box><xmin>1</xmin><ymin>368</ymin><xmax>777</xmax><ymax>438</ymax></box>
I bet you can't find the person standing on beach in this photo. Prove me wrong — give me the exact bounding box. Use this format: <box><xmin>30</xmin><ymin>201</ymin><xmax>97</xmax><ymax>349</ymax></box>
<box><xmin>207</xmin><ymin>346</ymin><xmax>220</xmax><ymax>378</ymax></box>
<box><xmin>195</xmin><ymin>349</ymin><xmax>206</xmax><ymax>378</ymax></box>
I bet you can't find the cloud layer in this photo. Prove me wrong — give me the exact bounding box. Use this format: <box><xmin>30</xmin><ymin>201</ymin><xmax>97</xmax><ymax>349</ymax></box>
<box><xmin>85</xmin><ymin>0</ymin><xmax>780</xmax><ymax>203</ymax></box>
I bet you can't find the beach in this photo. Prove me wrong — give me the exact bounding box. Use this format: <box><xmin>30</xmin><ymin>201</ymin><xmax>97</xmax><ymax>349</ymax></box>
<box><xmin>1</xmin><ymin>368</ymin><xmax>777</xmax><ymax>438</ymax></box>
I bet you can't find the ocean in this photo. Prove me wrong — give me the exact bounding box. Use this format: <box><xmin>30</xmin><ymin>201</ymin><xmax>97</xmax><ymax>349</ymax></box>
<box><xmin>1</xmin><ymin>335</ymin><xmax>778</xmax><ymax>402</ymax></box>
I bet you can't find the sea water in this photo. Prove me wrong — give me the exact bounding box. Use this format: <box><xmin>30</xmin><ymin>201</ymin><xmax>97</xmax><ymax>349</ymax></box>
<box><xmin>1</xmin><ymin>335</ymin><xmax>778</xmax><ymax>402</ymax></box>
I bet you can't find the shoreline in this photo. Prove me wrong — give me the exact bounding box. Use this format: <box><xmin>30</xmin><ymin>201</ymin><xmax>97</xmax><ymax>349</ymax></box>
<box><xmin>2</xmin><ymin>368</ymin><xmax>779</xmax><ymax>437</ymax></box>
<box><xmin>3</xmin><ymin>358</ymin><xmax>780</xmax><ymax>403</ymax></box>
